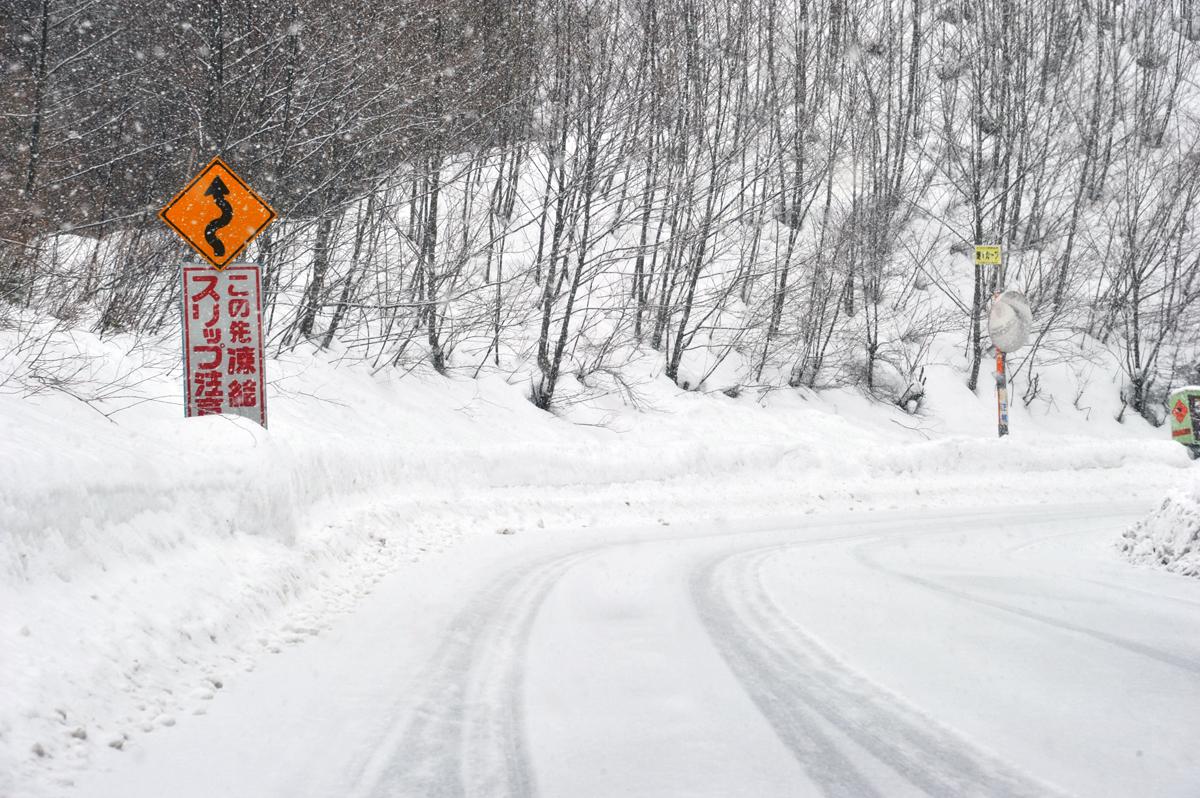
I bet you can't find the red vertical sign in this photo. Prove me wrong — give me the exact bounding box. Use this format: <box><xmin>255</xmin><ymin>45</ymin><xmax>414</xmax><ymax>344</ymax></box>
<box><xmin>182</xmin><ymin>264</ymin><xmax>268</xmax><ymax>427</ymax></box>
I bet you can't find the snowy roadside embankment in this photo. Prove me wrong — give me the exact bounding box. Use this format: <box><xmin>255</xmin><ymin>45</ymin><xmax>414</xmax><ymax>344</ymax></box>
<box><xmin>1</xmin><ymin>324</ymin><xmax>1193</xmax><ymax>797</ymax></box>
<box><xmin>1120</xmin><ymin>475</ymin><xmax>1200</xmax><ymax>577</ymax></box>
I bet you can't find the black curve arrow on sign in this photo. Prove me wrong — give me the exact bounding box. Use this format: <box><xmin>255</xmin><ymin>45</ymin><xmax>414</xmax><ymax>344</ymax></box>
<box><xmin>203</xmin><ymin>176</ymin><xmax>234</xmax><ymax>257</ymax></box>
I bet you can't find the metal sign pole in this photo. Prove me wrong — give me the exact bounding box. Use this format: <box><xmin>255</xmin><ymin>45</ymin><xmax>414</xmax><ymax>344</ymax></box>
<box><xmin>978</xmin><ymin>244</ymin><xmax>1024</xmax><ymax>439</ymax></box>
<box><xmin>995</xmin><ymin>346</ymin><xmax>1009</xmax><ymax>437</ymax></box>
<box><xmin>979</xmin><ymin>246</ymin><xmax>1008</xmax><ymax>439</ymax></box>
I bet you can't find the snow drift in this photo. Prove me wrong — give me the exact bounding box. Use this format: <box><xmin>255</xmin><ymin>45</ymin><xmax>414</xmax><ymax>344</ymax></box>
<box><xmin>1</xmin><ymin>318</ymin><xmax>1194</xmax><ymax>797</ymax></box>
<box><xmin>1121</xmin><ymin>476</ymin><xmax>1200</xmax><ymax>578</ymax></box>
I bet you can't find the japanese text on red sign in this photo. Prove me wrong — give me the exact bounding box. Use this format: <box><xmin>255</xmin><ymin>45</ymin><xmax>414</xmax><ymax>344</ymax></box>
<box><xmin>182</xmin><ymin>264</ymin><xmax>267</xmax><ymax>427</ymax></box>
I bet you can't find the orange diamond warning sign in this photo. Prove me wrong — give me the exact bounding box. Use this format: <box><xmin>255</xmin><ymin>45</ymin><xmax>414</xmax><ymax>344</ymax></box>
<box><xmin>1173</xmin><ymin>398</ymin><xmax>1189</xmax><ymax>424</ymax></box>
<box><xmin>159</xmin><ymin>157</ymin><xmax>276</xmax><ymax>270</ymax></box>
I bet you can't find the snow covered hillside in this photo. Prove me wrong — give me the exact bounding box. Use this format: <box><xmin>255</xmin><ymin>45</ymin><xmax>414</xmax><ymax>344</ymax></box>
<box><xmin>7</xmin><ymin>1</ymin><xmax>1200</xmax><ymax>424</ymax></box>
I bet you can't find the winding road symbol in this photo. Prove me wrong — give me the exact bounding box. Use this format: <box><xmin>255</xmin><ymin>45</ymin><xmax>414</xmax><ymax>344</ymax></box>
<box><xmin>159</xmin><ymin>157</ymin><xmax>276</xmax><ymax>270</ymax></box>
<box><xmin>203</xmin><ymin>176</ymin><xmax>234</xmax><ymax>258</ymax></box>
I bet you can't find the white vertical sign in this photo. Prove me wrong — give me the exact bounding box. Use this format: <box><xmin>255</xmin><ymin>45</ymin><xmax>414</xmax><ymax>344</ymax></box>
<box><xmin>181</xmin><ymin>263</ymin><xmax>268</xmax><ymax>427</ymax></box>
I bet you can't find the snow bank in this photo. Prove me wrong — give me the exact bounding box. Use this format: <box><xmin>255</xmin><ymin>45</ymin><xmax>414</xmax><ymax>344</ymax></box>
<box><xmin>1</xmin><ymin>321</ymin><xmax>1192</xmax><ymax>797</ymax></box>
<box><xmin>1120</xmin><ymin>475</ymin><xmax>1200</xmax><ymax>577</ymax></box>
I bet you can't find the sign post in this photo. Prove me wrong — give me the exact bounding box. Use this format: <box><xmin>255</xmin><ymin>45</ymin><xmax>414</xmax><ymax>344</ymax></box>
<box><xmin>994</xmin><ymin>347</ymin><xmax>1009</xmax><ymax>437</ymax></box>
<box><xmin>977</xmin><ymin>246</ymin><xmax>1006</xmax><ymax>436</ymax></box>
<box><xmin>160</xmin><ymin>158</ymin><xmax>276</xmax><ymax>427</ymax></box>
<box><xmin>980</xmin><ymin>246</ymin><xmax>1032</xmax><ymax>438</ymax></box>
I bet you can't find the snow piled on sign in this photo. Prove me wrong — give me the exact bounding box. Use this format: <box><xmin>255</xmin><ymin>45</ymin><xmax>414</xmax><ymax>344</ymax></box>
<box><xmin>1120</xmin><ymin>475</ymin><xmax>1200</xmax><ymax>577</ymax></box>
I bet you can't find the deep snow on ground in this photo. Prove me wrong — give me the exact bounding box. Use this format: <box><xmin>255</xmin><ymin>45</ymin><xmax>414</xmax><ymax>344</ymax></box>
<box><xmin>63</xmin><ymin>504</ymin><xmax>1200</xmax><ymax>798</ymax></box>
<box><xmin>1</xmin><ymin>321</ymin><xmax>1197</xmax><ymax>798</ymax></box>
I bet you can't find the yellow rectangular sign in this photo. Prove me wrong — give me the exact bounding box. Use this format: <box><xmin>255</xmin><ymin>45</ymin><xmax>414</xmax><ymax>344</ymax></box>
<box><xmin>975</xmin><ymin>245</ymin><xmax>1001</xmax><ymax>266</ymax></box>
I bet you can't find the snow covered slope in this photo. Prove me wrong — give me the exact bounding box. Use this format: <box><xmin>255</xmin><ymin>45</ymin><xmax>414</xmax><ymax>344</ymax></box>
<box><xmin>0</xmin><ymin>319</ymin><xmax>1194</xmax><ymax>797</ymax></box>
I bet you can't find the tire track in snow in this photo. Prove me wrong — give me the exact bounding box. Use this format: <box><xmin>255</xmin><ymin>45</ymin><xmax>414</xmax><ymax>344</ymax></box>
<box><xmin>693</xmin><ymin>541</ymin><xmax>1066</xmax><ymax>798</ymax></box>
<box><xmin>1077</xmin><ymin>577</ymin><xmax>1200</xmax><ymax>609</ymax></box>
<box><xmin>355</xmin><ymin>548</ymin><xmax>598</xmax><ymax>798</ymax></box>
<box><xmin>351</xmin><ymin>523</ymin><xmax>887</xmax><ymax>798</ymax></box>
<box><xmin>853</xmin><ymin>540</ymin><xmax>1200</xmax><ymax>677</ymax></box>
<box><xmin>998</xmin><ymin>522</ymin><xmax>1200</xmax><ymax>610</ymax></box>
<box><xmin>356</xmin><ymin>509</ymin><xmax>1091</xmax><ymax>798</ymax></box>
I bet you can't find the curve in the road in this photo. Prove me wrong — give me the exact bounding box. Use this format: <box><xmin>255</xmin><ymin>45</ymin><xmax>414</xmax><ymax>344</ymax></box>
<box><xmin>359</xmin><ymin>510</ymin><xmax>1113</xmax><ymax>798</ymax></box>
<box><xmin>853</xmin><ymin>539</ymin><xmax>1200</xmax><ymax>677</ymax></box>
<box><xmin>693</xmin><ymin>539</ymin><xmax>1069</xmax><ymax>798</ymax></box>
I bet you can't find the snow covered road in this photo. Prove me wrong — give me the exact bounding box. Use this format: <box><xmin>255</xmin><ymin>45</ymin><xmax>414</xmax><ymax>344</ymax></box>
<box><xmin>76</xmin><ymin>502</ymin><xmax>1200</xmax><ymax>798</ymax></box>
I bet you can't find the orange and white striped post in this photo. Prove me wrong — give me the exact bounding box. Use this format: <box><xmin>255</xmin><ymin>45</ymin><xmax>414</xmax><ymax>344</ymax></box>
<box><xmin>976</xmin><ymin>245</ymin><xmax>1006</xmax><ymax>438</ymax></box>
<box><xmin>995</xmin><ymin>345</ymin><xmax>1009</xmax><ymax>437</ymax></box>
